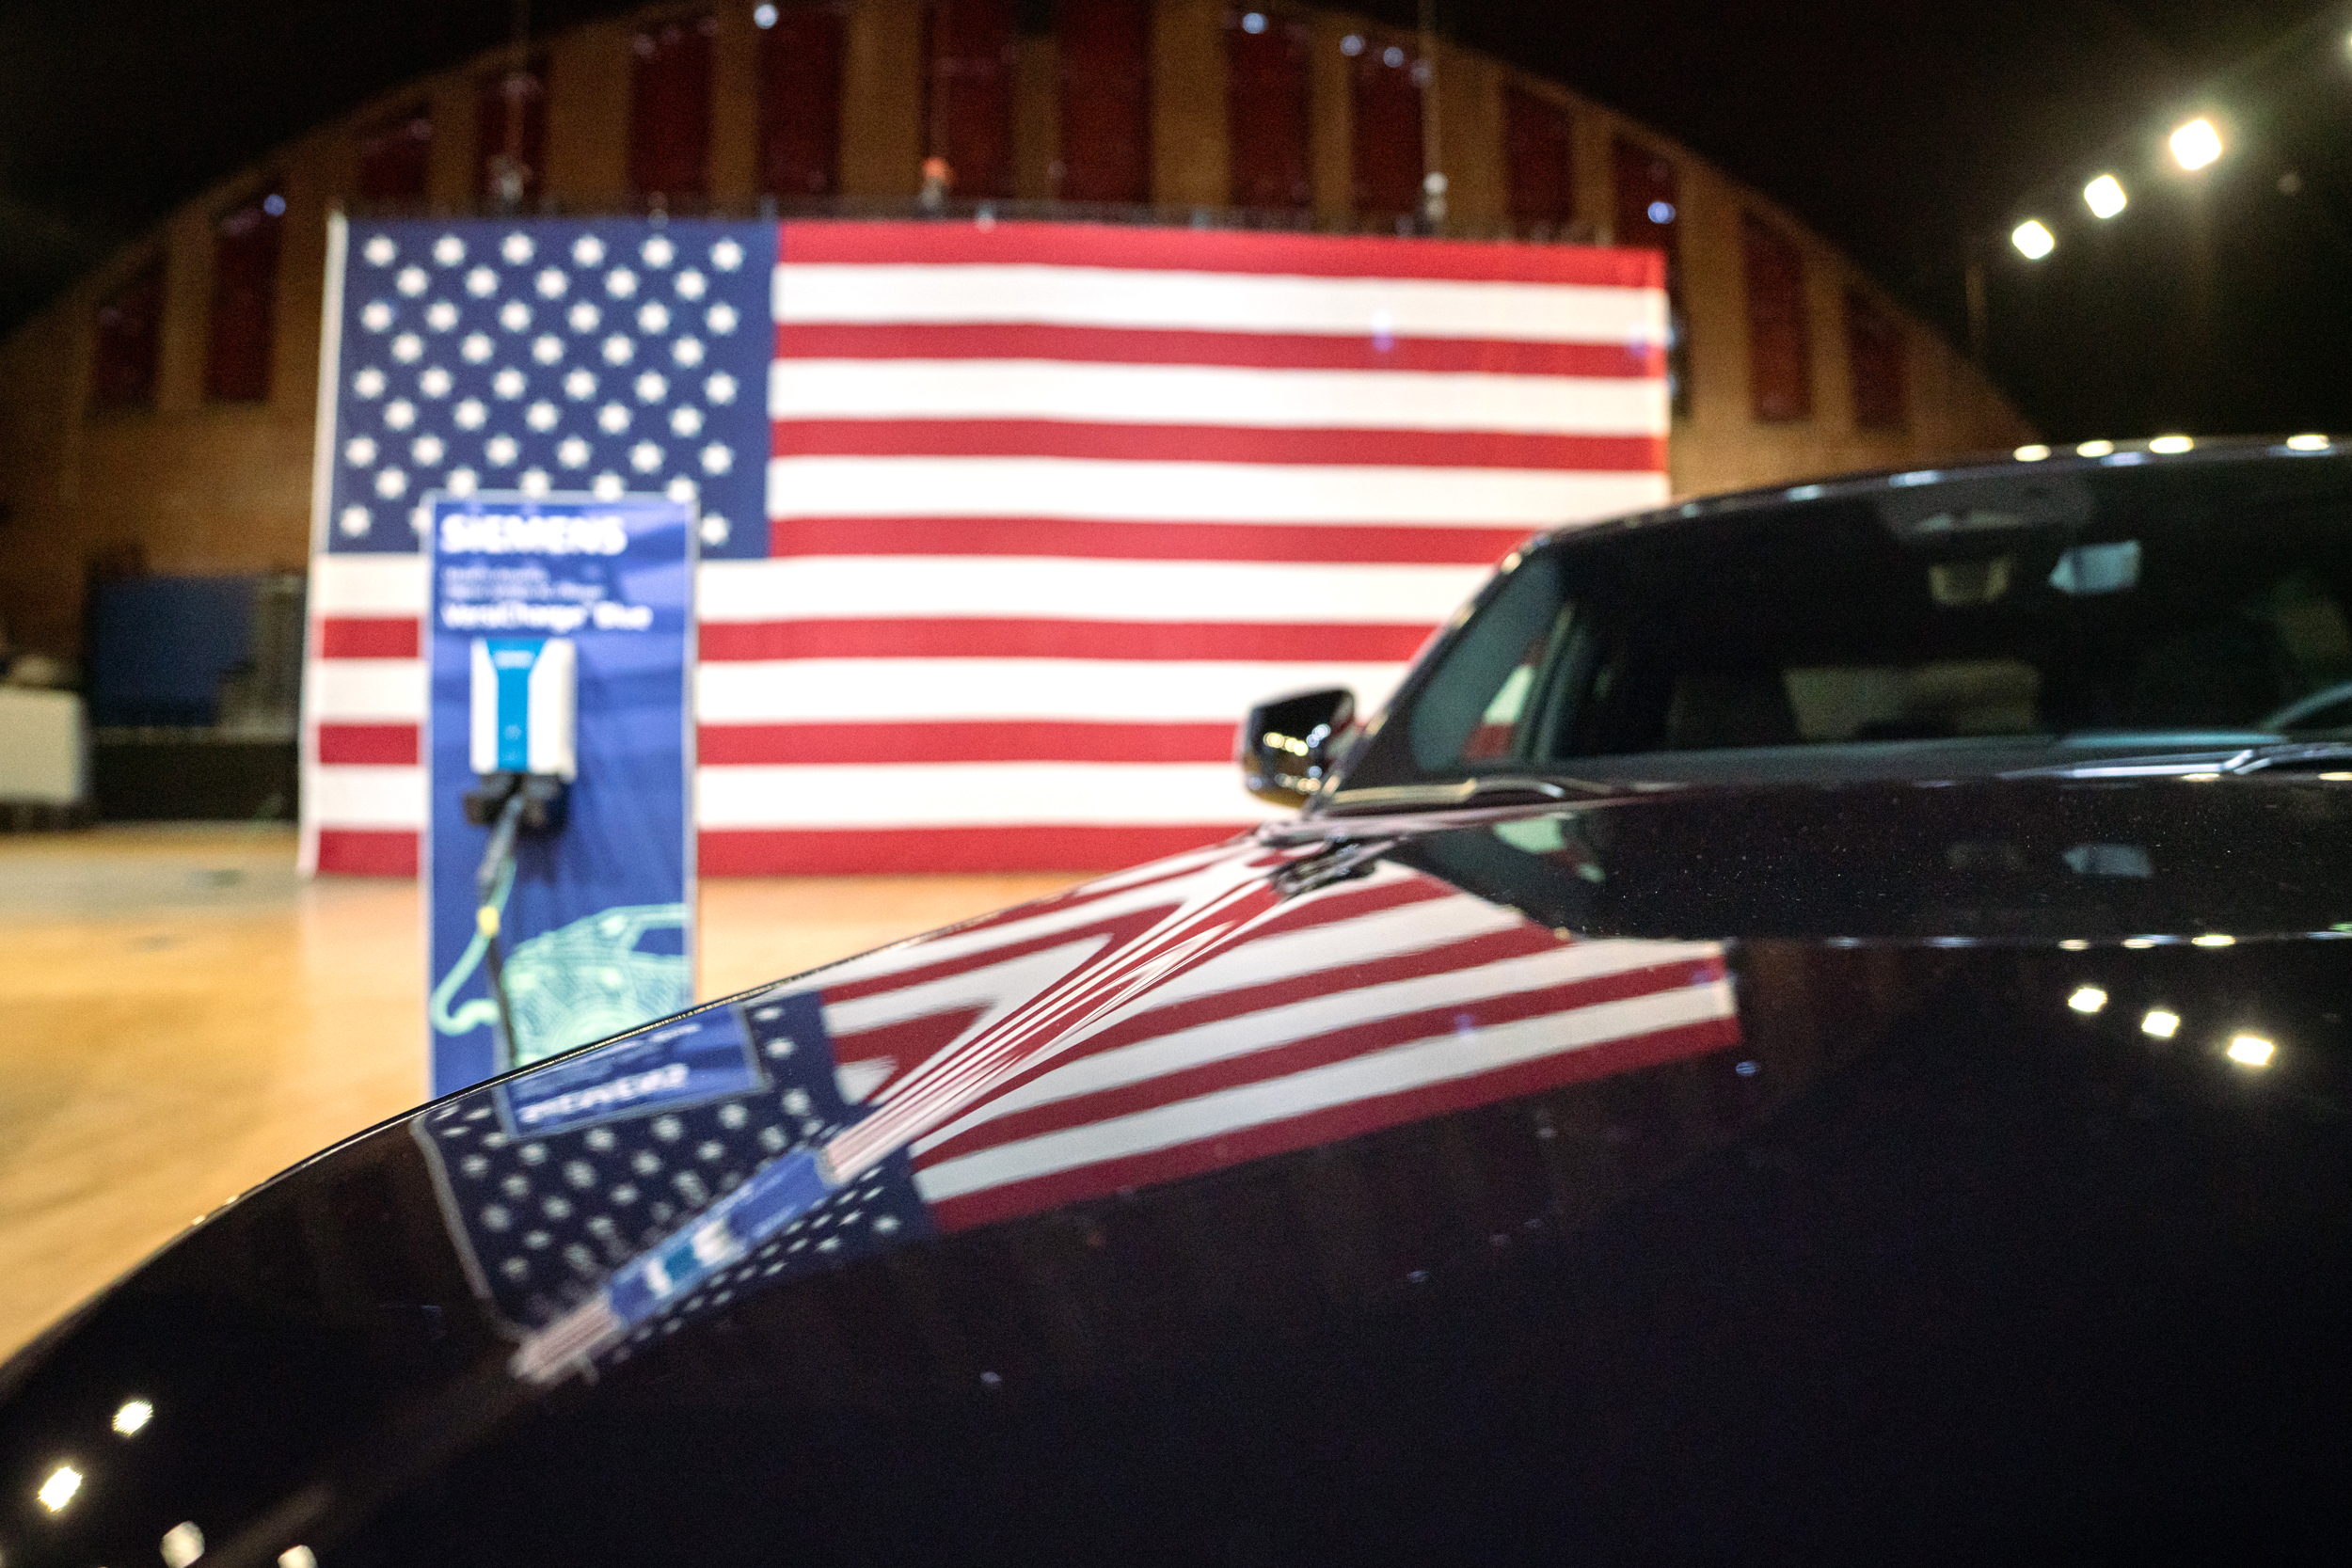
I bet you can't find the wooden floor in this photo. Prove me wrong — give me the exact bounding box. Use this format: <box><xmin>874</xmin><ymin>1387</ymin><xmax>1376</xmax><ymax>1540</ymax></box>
<box><xmin>0</xmin><ymin>826</ymin><xmax>1075</xmax><ymax>1361</ymax></box>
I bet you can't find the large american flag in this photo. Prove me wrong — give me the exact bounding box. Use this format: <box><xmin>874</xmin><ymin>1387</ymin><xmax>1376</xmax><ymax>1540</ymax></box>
<box><xmin>409</xmin><ymin>837</ymin><xmax>1738</xmax><ymax>1369</ymax></box>
<box><xmin>304</xmin><ymin>217</ymin><xmax>1669</xmax><ymax>876</ymax></box>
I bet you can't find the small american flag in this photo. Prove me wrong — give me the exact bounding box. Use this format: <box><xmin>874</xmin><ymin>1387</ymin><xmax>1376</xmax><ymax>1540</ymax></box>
<box><xmin>415</xmin><ymin>840</ymin><xmax>1737</xmax><ymax>1369</ymax></box>
<box><xmin>303</xmin><ymin>217</ymin><xmax>1669</xmax><ymax>876</ymax></box>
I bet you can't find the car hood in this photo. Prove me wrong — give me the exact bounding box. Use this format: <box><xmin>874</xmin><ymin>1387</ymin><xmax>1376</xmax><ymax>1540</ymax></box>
<box><xmin>5</xmin><ymin>776</ymin><xmax>2351</xmax><ymax>1564</ymax></box>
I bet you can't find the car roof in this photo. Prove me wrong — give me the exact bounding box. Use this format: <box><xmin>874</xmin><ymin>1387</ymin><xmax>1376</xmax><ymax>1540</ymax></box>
<box><xmin>1549</xmin><ymin>434</ymin><xmax>2352</xmax><ymax>549</ymax></box>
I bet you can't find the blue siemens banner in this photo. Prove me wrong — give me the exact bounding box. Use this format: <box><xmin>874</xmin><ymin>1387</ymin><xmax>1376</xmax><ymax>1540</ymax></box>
<box><xmin>426</xmin><ymin>491</ymin><xmax>695</xmax><ymax>1095</ymax></box>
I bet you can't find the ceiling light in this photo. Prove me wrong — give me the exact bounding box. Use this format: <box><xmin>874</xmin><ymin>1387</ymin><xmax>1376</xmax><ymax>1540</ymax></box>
<box><xmin>2170</xmin><ymin>118</ymin><xmax>2222</xmax><ymax>171</ymax></box>
<box><xmin>2076</xmin><ymin>438</ymin><xmax>2115</xmax><ymax>457</ymax></box>
<box><xmin>112</xmin><ymin>1399</ymin><xmax>152</xmax><ymax>1436</ymax></box>
<box><xmin>2014</xmin><ymin>443</ymin><xmax>2051</xmax><ymax>461</ymax></box>
<box><xmin>2191</xmin><ymin>933</ymin><xmax>2234</xmax><ymax>947</ymax></box>
<box><xmin>2141</xmin><ymin>1008</ymin><xmax>2181</xmax><ymax>1039</ymax></box>
<box><xmin>37</xmin><ymin>1465</ymin><xmax>80</xmax><ymax>1512</ymax></box>
<box><xmin>2149</xmin><ymin>434</ymin><xmax>2193</xmax><ymax>453</ymax></box>
<box><xmin>2226</xmin><ymin>1033</ymin><xmax>2276</xmax><ymax>1068</ymax></box>
<box><xmin>2084</xmin><ymin>173</ymin><xmax>2127</xmax><ymax>217</ymax></box>
<box><xmin>161</xmin><ymin>1522</ymin><xmax>206</xmax><ymax>1568</ymax></box>
<box><xmin>2010</xmin><ymin>219</ymin><xmax>2056</xmax><ymax>259</ymax></box>
<box><xmin>2068</xmin><ymin>985</ymin><xmax>2108</xmax><ymax>1014</ymax></box>
<box><xmin>2286</xmin><ymin>433</ymin><xmax>2330</xmax><ymax>451</ymax></box>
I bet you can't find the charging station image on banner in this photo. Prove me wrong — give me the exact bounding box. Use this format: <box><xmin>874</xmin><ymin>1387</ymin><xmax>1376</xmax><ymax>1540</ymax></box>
<box><xmin>427</xmin><ymin>492</ymin><xmax>696</xmax><ymax>1095</ymax></box>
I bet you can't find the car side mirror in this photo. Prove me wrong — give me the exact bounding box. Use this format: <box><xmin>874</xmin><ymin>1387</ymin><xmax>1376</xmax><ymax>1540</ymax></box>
<box><xmin>1239</xmin><ymin>688</ymin><xmax>1357</xmax><ymax>808</ymax></box>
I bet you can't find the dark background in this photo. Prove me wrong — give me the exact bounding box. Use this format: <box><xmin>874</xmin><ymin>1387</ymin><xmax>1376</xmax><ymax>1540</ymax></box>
<box><xmin>2</xmin><ymin>0</ymin><xmax>2347</xmax><ymax>441</ymax></box>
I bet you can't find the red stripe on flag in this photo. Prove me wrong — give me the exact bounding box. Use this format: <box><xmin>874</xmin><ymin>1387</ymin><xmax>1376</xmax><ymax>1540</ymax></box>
<box><xmin>697</xmin><ymin>720</ymin><xmax>1235</xmax><ymax>765</ymax></box>
<box><xmin>696</xmin><ymin>617</ymin><xmax>1430</xmax><ymax>663</ymax></box>
<box><xmin>778</xmin><ymin>220</ymin><xmax>1667</xmax><ymax>290</ymax></box>
<box><xmin>698</xmin><ymin>824</ymin><xmax>1247</xmax><ymax>875</ymax></box>
<box><xmin>925</xmin><ymin>1013</ymin><xmax>1741</xmax><ymax>1232</ymax></box>
<box><xmin>773</xmin><ymin>323</ymin><xmax>1663</xmax><ymax>377</ymax></box>
<box><xmin>765</xmin><ymin>516</ymin><xmax>1527</xmax><ymax>564</ymax></box>
<box><xmin>770</xmin><ymin>419</ymin><xmax>1664</xmax><ymax>472</ymax></box>
<box><xmin>314</xmin><ymin>828</ymin><xmax>420</xmax><ymax>876</ymax></box>
<box><xmin>315</xmin><ymin>722</ymin><xmax>420</xmax><ymax>765</ymax></box>
<box><xmin>316</xmin><ymin>618</ymin><xmax>420</xmax><ymax>658</ymax></box>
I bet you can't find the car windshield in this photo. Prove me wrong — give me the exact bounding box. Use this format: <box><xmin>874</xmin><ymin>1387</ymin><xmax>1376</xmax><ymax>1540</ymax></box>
<box><xmin>1335</xmin><ymin>451</ymin><xmax>2352</xmax><ymax>797</ymax></box>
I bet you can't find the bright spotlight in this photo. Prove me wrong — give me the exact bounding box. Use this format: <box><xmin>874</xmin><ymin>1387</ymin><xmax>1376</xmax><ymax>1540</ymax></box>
<box><xmin>112</xmin><ymin>1399</ymin><xmax>152</xmax><ymax>1435</ymax></box>
<box><xmin>2076</xmin><ymin>439</ymin><xmax>2115</xmax><ymax>457</ymax></box>
<box><xmin>161</xmin><ymin>1521</ymin><xmax>206</xmax><ymax>1568</ymax></box>
<box><xmin>2014</xmin><ymin>443</ymin><xmax>2051</xmax><ymax>461</ymax></box>
<box><xmin>2010</xmin><ymin>219</ymin><xmax>2056</xmax><ymax>259</ymax></box>
<box><xmin>2170</xmin><ymin>118</ymin><xmax>2222</xmax><ymax>171</ymax></box>
<box><xmin>2226</xmin><ymin>1034</ymin><xmax>2276</xmax><ymax>1068</ymax></box>
<box><xmin>38</xmin><ymin>1465</ymin><xmax>81</xmax><ymax>1512</ymax></box>
<box><xmin>2068</xmin><ymin>985</ymin><xmax>2108</xmax><ymax>1014</ymax></box>
<box><xmin>2149</xmin><ymin>434</ymin><xmax>2194</xmax><ymax>453</ymax></box>
<box><xmin>2287</xmin><ymin>433</ymin><xmax>2331</xmax><ymax>451</ymax></box>
<box><xmin>2084</xmin><ymin>173</ymin><xmax>2127</xmax><ymax>218</ymax></box>
<box><xmin>2141</xmin><ymin>1007</ymin><xmax>2182</xmax><ymax>1039</ymax></box>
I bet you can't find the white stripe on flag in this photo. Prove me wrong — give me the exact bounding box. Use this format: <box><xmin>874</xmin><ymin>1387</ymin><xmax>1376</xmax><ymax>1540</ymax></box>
<box><xmin>768</xmin><ymin>360</ymin><xmax>1670</xmax><ymax>435</ymax></box>
<box><xmin>695</xmin><ymin>557</ymin><xmax>1485</xmax><ymax>626</ymax></box>
<box><xmin>305</xmin><ymin>659</ymin><xmax>428</xmax><ymax>721</ymax></box>
<box><xmin>695</xmin><ymin>763</ymin><xmax>1284</xmax><ymax>828</ymax></box>
<box><xmin>911</xmin><ymin>978</ymin><xmax>1737</xmax><ymax>1202</ymax></box>
<box><xmin>694</xmin><ymin>657</ymin><xmax>1410</xmax><ymax>723</ymax></box>
<box><xmin>310</xmin><ymin>555</ymin><xmax>429</xmax><ymax>616</ymax></box>
<box><xmin>773</xmin><ymin>265</ymin><xmax>1667</xmax><ymax>344</ymax></box>
<box><xmin>766</xmin><ymin>456</ymin><xmax>1667</xmax><ymax>525</ymax></box>
<box><xmin>306</xmin><ymin>764</ymin><xmax>427</xmax><ymax>828</ymax></box>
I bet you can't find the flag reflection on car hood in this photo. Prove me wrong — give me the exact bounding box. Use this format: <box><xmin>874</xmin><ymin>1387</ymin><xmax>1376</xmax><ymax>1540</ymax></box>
<box><xmin>417</xmin><ymin>834</ymin><xmax>1737</xmax><ymax>1378</ymax></box>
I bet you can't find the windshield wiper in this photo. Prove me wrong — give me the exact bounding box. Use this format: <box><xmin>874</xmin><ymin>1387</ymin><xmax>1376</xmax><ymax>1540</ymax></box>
<box><xmin>1315</xmin><ymin>773</ymin><xmax>1632</xmax><ymax>816</ymax></box>
<box><xmin>2001</xmin><ymin>739</ymin><xmax>2352</xmax><ymax>780</ymax></box>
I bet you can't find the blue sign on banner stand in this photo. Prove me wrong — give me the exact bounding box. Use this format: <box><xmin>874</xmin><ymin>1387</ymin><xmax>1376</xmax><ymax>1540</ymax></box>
<box><xmin>425</xmin><ymin>491</ymin><xmax>696</xmax><ymax>1096</ymax></box>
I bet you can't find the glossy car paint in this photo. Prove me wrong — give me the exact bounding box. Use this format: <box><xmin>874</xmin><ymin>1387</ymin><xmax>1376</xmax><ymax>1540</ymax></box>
<box><xmin>4</xmin><ymin>771</ymin><xmax>2349</xmax><ymax>1563</ymax></box>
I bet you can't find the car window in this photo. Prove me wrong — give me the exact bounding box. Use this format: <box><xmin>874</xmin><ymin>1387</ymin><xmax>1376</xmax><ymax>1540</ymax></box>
<box><xmin>1340</xmin><ymin>463</ymin><xmax>2352</xmax><ymax>794</ymax></box>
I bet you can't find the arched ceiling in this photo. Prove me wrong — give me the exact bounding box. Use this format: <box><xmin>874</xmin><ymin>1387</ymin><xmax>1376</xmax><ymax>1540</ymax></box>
<box><xmin>0</xmin><ymin>0</ymin><xmax>2344</xmax><ymax>439</ymax></box>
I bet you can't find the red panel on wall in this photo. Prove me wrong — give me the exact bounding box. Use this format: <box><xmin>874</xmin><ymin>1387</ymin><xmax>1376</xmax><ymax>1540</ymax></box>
<box><xmin>357</xmin><ymin>103</ymin><xmax>433</xmax><ymax>202</ymax></box>
<box><xmin>1226</xmin><ymin>11</ymin><xmax>1311</xmax><ymax>210</ymax></box>
<box><xmin>1057</xmin><ymin>0</ymin><xmax>1150</xmax><ymax>203</ymax></box>
<box><xmin>924</xmin><ymin>0</ymin><xmax>1018</xmax><ymax>201</ymax></box>
<box><xmin>758</xmin><ymin>2</ymin><xmax>846</xmax><ymax>198</ymax></box>
<box><xmin>1611</xmin><ymin>137</ymin><xmax>1678</xmax><ymax>277</ymax></box>
<box><xmin>91</xmin><ymin>261</ymin><xmax>164</xmax><ymax>410</ymax></box>
<box><xmin>1613</xmin><ymin>136</ymin><xmax>1685</xmax><ymax>409</ymax></box>
<box><xmin>206</xmin><ymin>182</ymin><xmax>286</xmax><ymax>403</ymax></box>
<box><xmin>476</xmin><ymin>57</ymin><xmax>548</xmax><ymax>206</ymax></box>
<box><xmin>1743</xmin><ymin>212</ymin><xmax>1812</xmax><ymax>422</ymax></box>
<box><xmin>1503</xmin><ymin>84</ymin><xmax>1572</xmax><ymax>230</ymax></box>
<box><xmin>1350</xmin><ymin>38</ymin><xmax>1422</xmax><ymax>220</ymax></box>
<box><xmin>632</xmin><ymin>12</ymin><xmax>717</xmax><ymax>201</ymax></box>
<box><xmin>1846</xmin><ymin>289</ymin><xmax>1908</xmax><ymax>430</ymax></box>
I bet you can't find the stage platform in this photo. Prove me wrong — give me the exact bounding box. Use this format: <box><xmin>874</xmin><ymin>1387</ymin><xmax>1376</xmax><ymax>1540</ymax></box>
<box><xmin>0</xmin><ymin>826</ymin><xmax>1073</xmax><ymax>1360</ymax></box>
